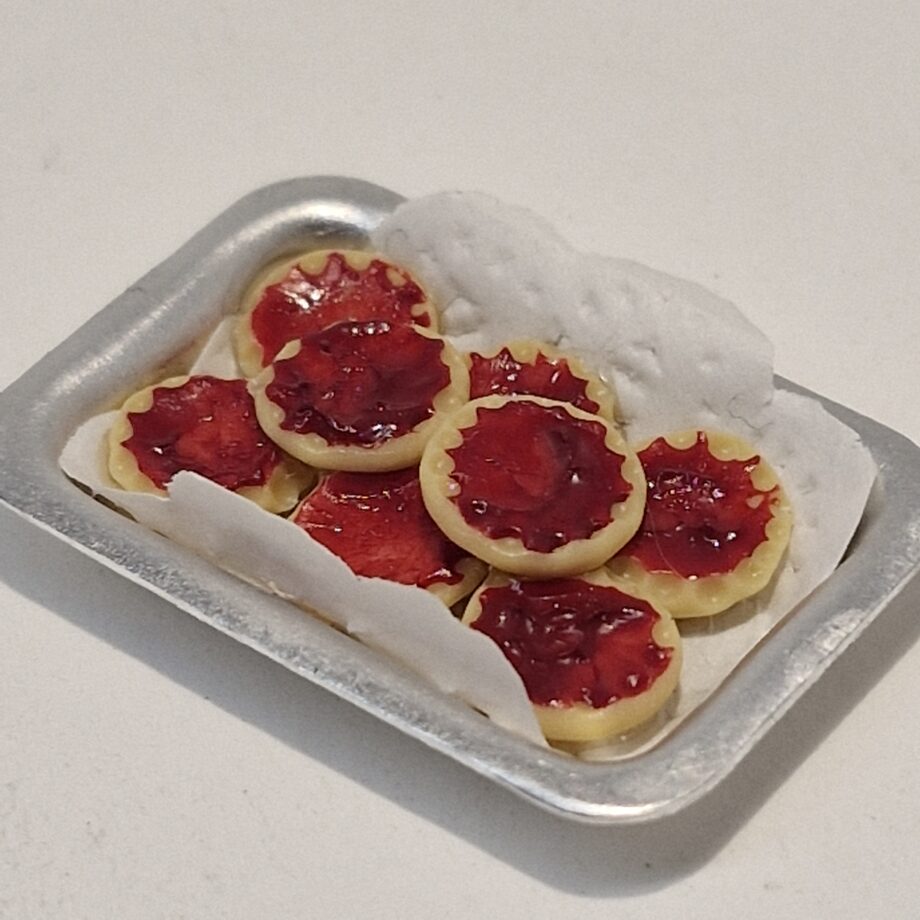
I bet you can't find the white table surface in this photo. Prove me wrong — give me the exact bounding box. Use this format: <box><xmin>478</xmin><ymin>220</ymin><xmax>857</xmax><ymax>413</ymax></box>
<box><xmin>2</xmin><ymin>3</ymin><xmax>919</xmax><ymax>917</ymax></box>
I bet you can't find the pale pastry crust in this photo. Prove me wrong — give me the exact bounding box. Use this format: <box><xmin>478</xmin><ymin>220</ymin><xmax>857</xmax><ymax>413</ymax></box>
<box><xmin>606</xmin><ymin>429</ymin><xmax>793</xmax><ymax>618</ymax></box>
<box><xmin>467</xmin><ymin>339</ymin><xmax>616</xmax><ymax>419</ymax></box>
<box><xmin>425</xmin><ymin>555</ymin><xmax>489</xmax><ymax>607</ymax></box>
<box><xmin>234</xmin><ymin>248</ymin><xmax>439</xmax><ymax>379</ymax></box>
<box><xmin>419</xmin><ymin>395</ymin><xmax>647</xmax><ymax>578</ymax></box>
<box><xmin>251</xmin><ymin>330</ymin><xmax>470</xmax><ymax>473</ymax></box>
<box><xmin>108</xmin><ymin>375</ymin><xmax>315</xmax><ymax>513</ymax></box>
<box><xmin>462</xmin><ymin>569</ymin><xmax>682</xmax><ymax>743</ymax></box>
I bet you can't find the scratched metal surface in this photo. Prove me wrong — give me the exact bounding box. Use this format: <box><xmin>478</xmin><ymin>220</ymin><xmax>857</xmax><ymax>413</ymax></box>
<box><xmin>1</xmin><ymin>176</ymin><xmax>918</xmax><ymax>823</ymax></box>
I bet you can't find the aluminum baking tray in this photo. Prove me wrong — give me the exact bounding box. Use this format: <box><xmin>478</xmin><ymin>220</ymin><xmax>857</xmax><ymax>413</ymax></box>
<box><xmin>2</xmin><ymin>176</ymin><xmax>919</xmax><ymax>823</ymax></box>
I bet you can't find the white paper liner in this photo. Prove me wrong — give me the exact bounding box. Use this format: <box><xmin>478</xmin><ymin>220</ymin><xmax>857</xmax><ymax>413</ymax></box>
<box><xmin>60</xmin><ymin>194</ymin><xmax>877</xmax><ymax>758</ymax></box>
<box><xmin>373</xmin><ymin>192</ymin><xmax>776</xmax><ymax>442</ymax></box>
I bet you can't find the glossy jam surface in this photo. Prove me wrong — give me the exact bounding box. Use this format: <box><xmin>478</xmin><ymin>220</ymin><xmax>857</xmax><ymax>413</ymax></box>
<box><xmin>469</xmin><ymin>348</ymin><xmax>600</xmax><ymax>413</ymax></box>
<box><xmin>473</xmin><ymin>579</ymin><xmax>673</xmax><ymax>708</ymax></box>
<box><xmin>124</xmin><ymin>376</ymin><xmax>281</xmax><ymax>490</ymax></box>
<box><xmin>250</xmin><ymin>252</ymin><xmax>430</xmax><ymax>366</ymax></box>
<box><xmin>621</xmin><ymin>432</ymin><xmax>776</xmax><ymax>577</ymax></box>
<box><xmin>267</xmin><ymin>321</ymin><xmax>450</xmax><ymax>447</ymax></box>
<box><xmin>447</xmin><ymin>401</ymin><xmax>632</xmax><ymax>552</ymax></box>
<box><xmin>294</xmin><ymin>469</ymin><xmax>466</xmax><ymax>588</ymax></box>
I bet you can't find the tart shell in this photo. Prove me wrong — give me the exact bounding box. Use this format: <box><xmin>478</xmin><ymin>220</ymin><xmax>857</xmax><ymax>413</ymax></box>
<box><xmin>419</xmin><ymin>395</ymin><xmax>646</xmax><ymax>578</ymax></box>
<box><xmin>251</xmin><ymin>328</ymin><xmax>470</xmax><ymax>473</ymax></box>
<box><xmin>466</xmin><ymin>339</ymin><xmax>616</xmax><ymax>419</ymax></box>
<box><xmin>291</xmin><ymin>470</ymin><xmax>487</xmax><ymax>607</ymax></box>
<box><xmin>234</xmin><ymin>248</ymin><xmax>439</xmax><ymax>379</ymax></box>
<box><xmin>462</xmin><ymin>569</ymin><xmax>682</xmax><ymax>743</ymax></box>
<box><xmin>108</xmin><ymin>375</ymin><xmax>315</xmax><ymax>513</ymax></box>
<box><xmin>606</xmin><ymin>429</ymin><xmax>793</xmax><ymax>618</ymax></box>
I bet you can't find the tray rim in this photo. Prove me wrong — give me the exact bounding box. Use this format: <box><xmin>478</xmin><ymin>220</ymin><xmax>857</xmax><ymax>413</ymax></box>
<box><xmin>2</xmin><ymin>175</ymin><xmax>919</xmax><ymax>824</ymax></box>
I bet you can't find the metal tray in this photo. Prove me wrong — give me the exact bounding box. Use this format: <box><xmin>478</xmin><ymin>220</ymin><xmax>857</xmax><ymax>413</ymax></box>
<box><xmin>2</xmin><ymin>176</ymin><xmax>919</xmax><ymax>823</ymax></box>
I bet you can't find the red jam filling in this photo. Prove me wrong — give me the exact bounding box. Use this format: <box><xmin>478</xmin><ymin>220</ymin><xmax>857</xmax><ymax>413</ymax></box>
<box><xmin>266</xmin><ymin>320</ymin><xmax>451</xmax><ymax>447</ymax></box>
<box><xmin>293</xmin><ymin>469</ymin><xmax>467</xmax><ymax>589</ymax></box>
<box><xmin>473</xmin><ymin>579</ymin><xmax>673</xmax><ymax>708</ymax></box>
<box><xmin>250</xmin><ymin>252</ymin><xmax>429</xmax><ymax>367</ymax></box>
<box><xmin>620</xmin><ymin>432</ymin><xmax>777</xmax><ymax>578</ymax></box>
<box><xmin>124</xmin><ymin>376</ymin><xmax>281</xmax><ymax>490</ymax></box>
<box><xmin>447</xmin><ymin>400</ymin><xmax>632</xmax><ymax>552</ymax></box>
<box><xmin>469</xmin><ymin>348</ymin><xmax>600</xmax><ymax>413</ymax></box>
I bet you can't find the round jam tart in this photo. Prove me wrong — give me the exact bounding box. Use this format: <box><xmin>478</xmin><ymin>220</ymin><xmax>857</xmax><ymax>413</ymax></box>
<box><xmin>462</xmin><ymin>570</ymin><xmax>682</xmax><ymax>743</ymax></box>
<box><xmin>108</xmin><ymin>375</ymin><xmax>314</xmax><ymax>512</ymax></box>
<box><xmin>234</xmin><ymin>248</ymin><xmax>438</xmax><ymax>378</ymax></box>
<box><xmin>291</xmin><ymin>468</ymin><xmax>487</xmax><ymax>606</ymax></box>
<box><xmin>419</xmin><ymin>395</ymin><xmax>646</xmax><ymax>578</ymax></box>
<box><xmin>251</xmin><ymin>320</ymin><xmax>469</xmax><ymax>472</ymax></box>
<box><xmin>606</xmin><ymin>429</ymin><xmax>793</xmax><ymax>618</ymax></box>
<box><xmin>467</xmin><ymin>340</ymin><xmax>615</xmax><ymax>418</ymax></box>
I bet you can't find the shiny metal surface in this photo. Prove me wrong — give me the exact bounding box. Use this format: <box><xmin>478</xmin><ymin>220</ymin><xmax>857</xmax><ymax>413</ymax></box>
<box><xmin>1</xmin><ymin>176</ymin><xmax>918</xmax><ymax>823</ymax></box>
